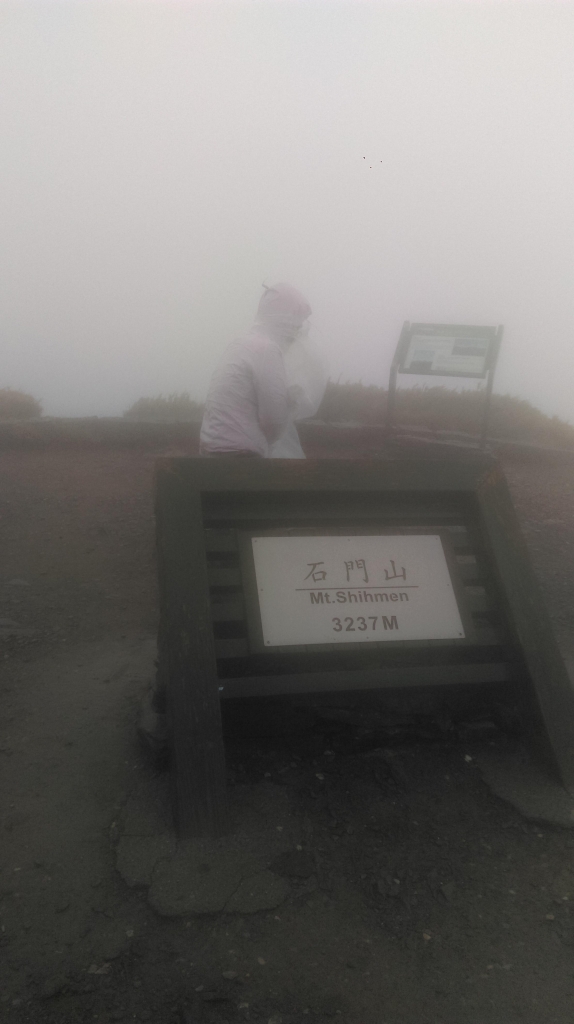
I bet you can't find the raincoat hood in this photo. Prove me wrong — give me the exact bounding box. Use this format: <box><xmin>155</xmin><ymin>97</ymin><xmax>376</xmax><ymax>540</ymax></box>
<box><xmin>255</xmin><ymin>282</ymin><xmax>312</xmax><ymax>341</ymax></box>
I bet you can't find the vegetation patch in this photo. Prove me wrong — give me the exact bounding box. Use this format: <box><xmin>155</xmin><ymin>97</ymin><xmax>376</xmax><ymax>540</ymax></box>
<box><xmin>123</xmin><ymin>393</ymin><xmax>203</xmax><ymax>422</ymax></box>
<box><xmin>121</xmin><ymin>382</ymin><xmax>574</xmax><ymax>448</ymax></box>
<box><xmin>0</xmin><ymin>387</ymin><xmax>42</xmax><ymax>420</ymax></box>
<box><xmin>317</xmin><ymin>382</ymin><xmax>574</xmax><ymax>448</ymax></box>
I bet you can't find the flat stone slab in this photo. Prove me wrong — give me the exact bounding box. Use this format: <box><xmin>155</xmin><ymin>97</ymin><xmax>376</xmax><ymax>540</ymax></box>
<box><xmin>225</xmin><ymin>870</ymin><xmax>290</xmax><ymax>913</ymax></box>
<box><xmin>116</xmin><ymin>778</ymin><xmax>301</xmax><ymax>916</ymax></box>
<box><xmin>477</xmin><ymin>743</ymin><xmax>574</xmax><ymax>828</ymax></box>
<box><xmin>116</xmin><ymin>833</ymin><xmax>176</xmax><ymax>888</ymax></box>
<box><xmin>149</xmin><ymin>844</ymin><xmax>245</xmax><ymax>915</ymax></box>
<box><xmin>150</xmin><ymin>855</ymin><xmax>291</xmax><ymax>916</ymax></box>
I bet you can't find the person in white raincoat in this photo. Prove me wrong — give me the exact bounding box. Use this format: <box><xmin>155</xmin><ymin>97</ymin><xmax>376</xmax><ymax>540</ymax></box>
<box><xmin>139</xmin><ymin>284</ymin><xmax>328</xmax><ymax>760</ymax></box>
<box><xmin>200</xmin><ymin>282</ymin><xmax>326</xmax><ymax>459</ymax></box>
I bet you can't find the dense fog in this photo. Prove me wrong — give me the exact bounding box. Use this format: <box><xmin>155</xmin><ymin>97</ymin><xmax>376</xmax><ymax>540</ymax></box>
<box><xmin>1</xmin><ymin>1</ymin><xmax>573</xmax><ymax>422</ymax></box>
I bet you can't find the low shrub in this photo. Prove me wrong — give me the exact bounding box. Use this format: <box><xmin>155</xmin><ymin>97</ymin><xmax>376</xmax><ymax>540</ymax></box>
<box><xmin>122</xmin><ymin>382</ymin><xmax>574</xmax><ymax>448</ymax></box>
<box><xmin>0</xmin><ymin>388</ymin><xmax>42</xmax><ymax>420</ymax></box>
<box><xmin>123</xmin><ymin>393</ymin><xmax>204</xmax><ymax>423</ymax></box>
<box><xmin>317</xmin><ymin>381</ymin><xmax>574</xmax><ymax>448</ymax></box>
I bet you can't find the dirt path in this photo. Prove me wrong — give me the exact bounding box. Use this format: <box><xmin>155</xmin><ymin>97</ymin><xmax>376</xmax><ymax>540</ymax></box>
<box><xmin>1</xmin><ymin>446</ymin><xmax>574</xmax><ymax>1024</ymax></box>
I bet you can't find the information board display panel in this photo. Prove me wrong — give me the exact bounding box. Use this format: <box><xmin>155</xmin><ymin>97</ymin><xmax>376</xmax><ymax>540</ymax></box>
<box><xmin>398</xmin><ymin>324</ymin><xmax>497</xmax><ymax>379</ymax></box>
<box><xmin>250</xmin><ymin>534</ymin><xmax>464</xmax><ymax>648</ymax></box>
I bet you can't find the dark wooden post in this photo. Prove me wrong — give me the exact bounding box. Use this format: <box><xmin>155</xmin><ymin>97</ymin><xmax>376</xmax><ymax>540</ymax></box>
<box><xmin>477</xmin><ymin>463</ymin><xmax>574</xmax><ymax>791</ymax></box>
<box><xmin>155</xmin><ymin>460</ymin><xmax>228</xmax><ymax>837</ymax></box>
<box><xmin>386</xmin><ymin>321</ymin><xmax>408</xmax><ymax>437</ymax></box>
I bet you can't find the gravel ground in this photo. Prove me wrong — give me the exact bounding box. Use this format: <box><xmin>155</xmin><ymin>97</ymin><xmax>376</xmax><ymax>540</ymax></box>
<box><xmin>0</xmin><ymin>443</ymin><xmax>573</xmax><ymax>1024</ymax></box>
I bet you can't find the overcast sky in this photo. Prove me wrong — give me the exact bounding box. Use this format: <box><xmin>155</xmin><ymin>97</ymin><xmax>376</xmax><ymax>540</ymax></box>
<box><xmin>1</xmin><ymin>1</ymin><xmax>574</xmax><ymax>421</ymax></box>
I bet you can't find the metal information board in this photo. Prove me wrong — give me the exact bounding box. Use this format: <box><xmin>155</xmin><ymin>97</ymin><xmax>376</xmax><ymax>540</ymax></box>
<box><xmin>251</xmin><ymin>534</ymin><xmax>464</xmax><ymax>647</ymax></box>
<box><xmin>388</xmin><ymin>321</ymin><xmax>503</xmax><ymax>446</ymax></box>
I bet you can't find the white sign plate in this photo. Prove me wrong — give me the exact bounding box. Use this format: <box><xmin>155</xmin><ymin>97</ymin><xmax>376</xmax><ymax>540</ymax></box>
<box><xmin>402</xmin><ymin>334</ymin><xmax>490</xmax><ymax>376</ymax></box>
<box><xmin>251</xmin><ymin>535</ymin><xmax>465</xmax><ymax>647</ymax></box>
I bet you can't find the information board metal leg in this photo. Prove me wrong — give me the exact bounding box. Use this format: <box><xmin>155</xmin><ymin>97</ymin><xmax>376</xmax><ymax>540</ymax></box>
<box><xmin>155</xmin><ymin>463</ymin><xmax>228</xmax><ymax>838</ymax></box>
<box><xmin>479</xmin><ymin>325</ymin><xmax>503</xmax><ymax>450</ymax></box>
<box><xmin>386</xmin><ymin>321</ymin><xmax>409</xmax><ymax>440</ymax></box>
<box><xmin>386</xmin><ymin>364</ymin><xmax>399</xmax><ymax>438</ymax></box>
<box><xmin>479</xmin><ymin>374</ymin><xmax>494</xmax><ymax>449</ymax></box>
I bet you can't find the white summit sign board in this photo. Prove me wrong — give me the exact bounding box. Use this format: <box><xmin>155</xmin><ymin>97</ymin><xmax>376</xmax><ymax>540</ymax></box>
<box><xmin>251</xmin><ymin>535</ymin><xmax>465</xmax><ymax>648</ymax></box>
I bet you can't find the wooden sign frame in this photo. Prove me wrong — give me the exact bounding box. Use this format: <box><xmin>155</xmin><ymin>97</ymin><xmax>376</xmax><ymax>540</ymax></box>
<box><xmin>155</xmin><ymin>456</ymin><xmax>574</xmax><ymax>837</ymax></box>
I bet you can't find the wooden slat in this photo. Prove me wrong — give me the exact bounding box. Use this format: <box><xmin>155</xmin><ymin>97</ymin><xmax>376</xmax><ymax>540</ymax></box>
<box><xmin>172</xmin><ymin>454</ymin><xmax>493</xmax><ymax>494</ymax></box>
<box><xmin>204</xmin><ymin>506</ymin><xmax>463</xmax><ymax>524</ymax></box>
<box><xmin>472</xmin><ymin>625</ymin><xmax>504</xmax><ymax>646</ymax></box>
<box><xmin>215</xmin><ymin>638</ymin><xmax>250</xmax><ymax>658</ymax></box>
<box><xmin>445</xmin><ymin>530</ymin><xmax>471</xmax><ymax>549</ymax></box>
<box><xmin>210</xmin><ymin>600</ymin><xmax>245</xmax><ymax>623</ymax></box>
<box><xmin>218</xmin><ymin>661</ymin><xmax>517</xmax><ymax>698</ymax></box>
<box><xmin>214</xmin><ymin>629</ymin><xmax>502</xmax><ymax>659</ymax></box>
<box><xmin>463</xmin><ymin>588</ymin><xmax>490</xmax><ymax>614</ymax></box>
<box><xmin>206</xmin><ymin>521</ymin><xmax>472</xmax><ymax>546</ymax></box>
<box><xmin>207</xmin><ymin>566</ymin><xmax>242</xmax><ymax>588</ymax></box>
<box><xmin>457</xmin><ymin>562</ymin><xmax>483</xmax><ymax>583</ymax></box>
<box><xmin>204</xmin><ymin>529</ymin><xmax>238</xmax><ymax>553</ymax></box>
